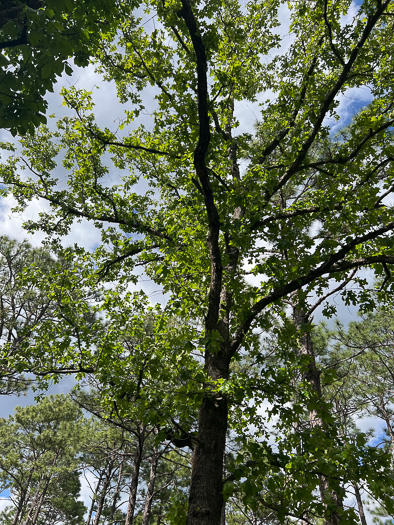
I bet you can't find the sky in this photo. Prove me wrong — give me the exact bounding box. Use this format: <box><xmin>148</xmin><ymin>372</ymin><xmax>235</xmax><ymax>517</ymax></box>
<box><xmin>0</xmin><ymin>0</ymin><xmax>391</xmax><ymax>521</ymax></box>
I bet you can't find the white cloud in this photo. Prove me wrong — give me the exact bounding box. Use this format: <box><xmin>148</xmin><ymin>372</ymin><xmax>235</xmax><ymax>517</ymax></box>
<box><xmin>327</xmin><ymin>86</ymin><xmax>374</xmax><ymax>134</ymax></box>
<box><xmin>0</xmin><ymin>498</ymin><xmax>12</xmax><ymax>513</ymax></box>
<box><xmin>0</xmin><ymin>195</ymin><xmax>102</xmax><ymax>251</ymax></box>
<box><xmin>0</xmin><ymin>196</ymin><xmax>48</xmax><ymax>247</ymax></box>
<box><xmin>339</xmin><ymin>1</ymin><xmax>360</xmax><ymax>28</ymax></box>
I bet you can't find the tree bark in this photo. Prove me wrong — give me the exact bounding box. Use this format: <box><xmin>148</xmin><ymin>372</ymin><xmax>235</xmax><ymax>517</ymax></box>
<box><xmin>293</xmin><ymin>306</ymin><xmax>344</xmax><ymax>525</ymax></box>
<box><xmin>21</xmin><ymin>473</ymin><xmax>52</xmax><ymax>525</ymax></box>
<box><xmin>187</xmin><ymin>390</ymin><xmax>228</xmax><ymax>525</ymax></box>
<box><xmin>93</xmin><ymin>458</ymin><xmax>115</xmax><ymax>525</ymax></box>
<box><xmin>142</xmin><ymin>449</ymin><xmax>159</xmax><ymax>525</ymax></box>
<box><xmin>108</xmin><ymin>460</ymin><xmax>124</xmax><ymax>524</ymax></box>
<box><xmin>30</xmin><ymin>477</ymin><xmax>51</xmax><ymax>525</ymax></box>
<box><xmin>220</xmin><ymin>500</ymin><xmax>226</xmax><ymax>525</ymax></box>
<box><xmin>11</xmin><ymin>473</ymin><xmax>32</xmax><ymax>525</ymax></box>
<box><xmin>85</xmin><ymin>469</ymin><xmax>104</xmax><ymax>525</ymax></box>
<box><xmin>21</xmin><ymin>480</ymin><xmax>45</xmax><ymax>525</ymax></box>
<box><xmin>125</xmin><ymin>433</ymin><xmax>144</xmax><ymax>525</ymax></box>
<box><xmin>354</xmin><ymin>483</ymin><xmax>368</xmax><ymax>525</ymax></box>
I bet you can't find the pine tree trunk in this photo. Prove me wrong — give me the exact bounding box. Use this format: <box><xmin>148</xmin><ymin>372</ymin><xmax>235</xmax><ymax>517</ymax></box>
<box><xmin>108</xmin><ymin>460</ymin><xmax>123</xmax><ymax>524</ymax></box>
<box><xmin>85</xmin><ymin>470</ymin><xmax>104</xmax><ymax>525</ymax></box>
<box><xmin>21</xmin><ymin>482</ymin><xmax>44</xmax><ymax>525</ymax></box>
<box><xmin>354</xmin><ymin>483</ymin><xmax>368</xmax><ymax>525</ymax></box>
<box><xmin>93</xmin><ymin>458</ymin><xmax>114</xmax><ymax>525</ymax></box>
<box><xmin>12</xmin><ymin>473</ymin><xmax>32</xmax><ymax>525</ymax></box>
<box><xmin>21</xmin><ymin>474</ymin><xmax>52</xmax><ymax>525</ymax></box>
<box><xmin>142</xmin><ymin>449</ymin><xmax>159</xmax><ymax>525</ymax></box>
<box><xmin>293</xmin><ymin>306</ymin><xmax>344</xmax><ymax>525</ymax></box>
<box><xmin>30</xmin><ymin>477</ymin><xmax>51</xmax><ymax>525</ymax></box>
<box><xmin>125</xmin><ymin>434</ymin><xmax>144</xmax><ymax>525</ymax></box>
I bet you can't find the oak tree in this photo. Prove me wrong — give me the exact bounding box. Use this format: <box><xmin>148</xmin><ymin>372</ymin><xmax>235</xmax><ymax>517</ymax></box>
<box><xmin>1</xmin><ymin>0</ymin><xmax>394</xmax><ymax>523</ymax></box>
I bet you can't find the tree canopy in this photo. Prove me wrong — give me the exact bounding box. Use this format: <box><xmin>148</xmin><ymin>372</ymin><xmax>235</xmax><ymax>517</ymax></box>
<box><xmin>0</xmin><ymin>0</ymin><xmax>394</xmax><ymax>523</ymax></box>
<box><xmin>0</xmin><ymin>0</ymin><xmax>127</xmax><ymax>134</ymax></box>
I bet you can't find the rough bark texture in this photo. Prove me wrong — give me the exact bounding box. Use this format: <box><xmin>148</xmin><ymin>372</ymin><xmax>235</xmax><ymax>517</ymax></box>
<box><xmin>187</xmin><ymin>394</ymin><xmax>228</xmax><ymax>525</ymax></box>
<box><xmin>178</xmin><ymin>2</ymin><xmax>231</xmax><ymax>524</ymax></box>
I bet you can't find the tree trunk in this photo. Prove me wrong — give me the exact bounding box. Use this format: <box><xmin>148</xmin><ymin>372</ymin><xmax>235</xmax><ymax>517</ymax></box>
<box><xmin>220</xmin><ymin>500</ymin><xmax>226</xmax><ymax>525</ymax></box>
<box><xmin>124</xmin><ymin>434</ymin><xmax>144</xmax><ymax>525</ymax></box>
<box><xmin>142</xmin><ymin>449</ymin><xmax>159</xmax><ymax>525</ymax></box>
<box><xmin>187</xmin><ymin>390</ymin><xmax>228</xmax><ymax>525</ymax></box>
<box><xmin>85</xmin><ymin>469</ymin><xmax>104</xmax><ymax>525</ymax></box>
<box><xmin>319</xmin><ymin>477</ymin><xmax>343</xmax><ymax>525</ymax></box>
<box><xmin>21</xmin><ymin>482</ymin><xmax>44</xmax><ymax>525</ymax></box>
<box><xmin>30</xmin><ymin>477</ymin><xmax>51</xmax><ymax>525</ymax></box>
<box><xmin>354</xmin><ymin>483</ymin><xmax>368</xmax><ymax>525</ymax></box>
<box><xmin>93</xmin><ymin>458</ymin><xmax>114</xmax><ymax>525</ymax></box>
<box><xmin>11</xmin><ymin>495</ymin><xmax>25</xmax><ymax>525</ymax></box>
<box><xmin>11</xmin><ymin>473</ymin><xmax>32</xmax><ymax>525</ymax></box>
<box><xmin>21</xmin><ymin>474</ymin><xmax>52</xmax><ymax>525</ymax></box>
<box><xmin>108</xmin><ymin>460</ymin><xmax>123</xmax><ymax>524</ymax></box>
<box><xmin>293</xmin><ymin>307</ymin><xmax>344</xmax><ymax>525</ymax></box>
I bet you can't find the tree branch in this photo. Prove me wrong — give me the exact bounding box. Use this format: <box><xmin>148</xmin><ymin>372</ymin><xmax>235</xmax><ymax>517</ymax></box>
<box><xmin>179</xmin><ymin>0</ymin><xmax>223</xmax><ymax>334</ymax></box>
<box><xmin>230</xmin><ymin>222</ymin><xmax>394</xmax><ymax>355</ymax></box>
<box><xmin>263</xmin><ymin>0</ymin><xmax>391</xmax><ymax>202</ymax></box>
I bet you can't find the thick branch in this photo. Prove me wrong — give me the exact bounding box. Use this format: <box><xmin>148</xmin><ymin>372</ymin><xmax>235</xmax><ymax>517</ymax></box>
<box><xmin>97</xmin><ymin>245</ymin><xmax>158</xmax><ymax>279</ymax></box>
<box><xmin>251</xmin><ymin>204</ymin><xmax>342</xmax><ymax>231</ymax></box>
<box><xmin>179</xmin><ymin>0</ymin><xmax>222</xmax><ymax>333</ymax></box>
<box><xmin>230</xmin><ymin>222</ymin><xmax>394</xmax><ymax>355</ymax></box>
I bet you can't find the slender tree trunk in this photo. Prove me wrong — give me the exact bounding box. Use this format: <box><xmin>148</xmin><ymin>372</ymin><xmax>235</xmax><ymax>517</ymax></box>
<box><xmin>21</xmin><ymin>474</ymin><xmax>52</xmax><ymax>525</ymax></box>
<box><xmin>85</xmin><ymin>470</ymin><xmax>105</xmax><ymax>525</ymax></box>
<box><xmin>11</xmin><ymin>474</ymin><xmax>32</xmax><ymax>525</ymax></box>
<box><xmin>125</xmin><ymin>433</ymin><xmax>144</xmax><ymax>525</ymax></box>
<box><xmin>93</xmin><ymin>458</ymin><xmax>115</xmax><ymax>525</ymax></box>
<box><xmin>108</xmin><ymin>460</ymin><xmax>123</xmax><ymax>524</ymax></box>
<box><xmin>142</xmin><ymin>449</ymin><xmax>159</xmax><ymax>525</ymax></box>
<box><xmin>293</xmin><ymin>307</ymin><xmax>344</xmax><ymax>525</ymax></box>
<box><xmin>21</xmin><ymin>482</ymin><xmax>44</xmax><ymax>525</ymax></box>
<box><xmin>354</xmin><ymin>483</ymin><xmax>368</xmax><ymax>525</ymax></box>
<box><xmin>30</xmin><ymin>477</ymin><xmax>51</xmax><ymax>525</ymax></box>
<box><xmin>220</xmin><ymin>501</ymin><xmax>225</xmax><ymax>525</ymax></box>
<box><xmin>11</xmin><ymin>496</ymin><xmax>25</xmax><ymax>525</ymax></box>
